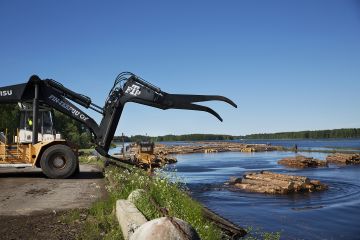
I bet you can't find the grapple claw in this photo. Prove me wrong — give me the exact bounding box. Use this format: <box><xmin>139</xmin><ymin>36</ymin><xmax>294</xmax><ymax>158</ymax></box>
<box><xmin>120</xmin><ymin>74</ymin><xmax>237</xmax><ymax>121</ymax></box>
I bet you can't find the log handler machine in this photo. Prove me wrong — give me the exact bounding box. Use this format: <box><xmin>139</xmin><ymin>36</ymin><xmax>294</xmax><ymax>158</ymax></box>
<box><xmin>0</xmin><ymin>72</ymin><xmax>236</xmax><ymax>178</ymax></box>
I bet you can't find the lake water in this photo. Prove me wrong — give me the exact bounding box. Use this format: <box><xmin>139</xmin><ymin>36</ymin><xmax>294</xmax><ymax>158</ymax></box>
<box><xmin>111</xmin><ymin>139</ymin><xmax>360</xmax><ymax>239</ymax></box>
<box><xmin>236</xmin><ymin>138</ymin><xmax>360</xmax><ymax>152</ymax></box>
<box><xmin>164</xmin><ymin>139</ymin><xmax>360</xmax><ymax>239</ymax></box>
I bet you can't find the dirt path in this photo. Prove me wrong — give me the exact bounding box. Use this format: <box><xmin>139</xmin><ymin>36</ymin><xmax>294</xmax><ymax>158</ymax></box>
<box><xmin>0</xmin><ymin>164</ymin><xmax>105</xmax><ymax>216</ymax></box>
<box><xmin>0</xmin><ymin>164</ymin><xmax>106</xmax><ymax>239</ymax></box>
<box><xmin>0</xmin><ymin>210</ymin><xmax>87</xmax><ymax>240</ymax></box>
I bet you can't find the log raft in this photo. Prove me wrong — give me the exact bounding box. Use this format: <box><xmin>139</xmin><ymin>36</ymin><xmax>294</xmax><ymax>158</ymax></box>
<box><xmin>278</xmin><ymin>155</ymin><xmax>327</xmax><ymax>168</ymax></box>
<box><xmin>326</xmin><ymin>153</ymin><xmax>360</xmax><ymax>165</ymax></box>
<box><xmin>155</xmin><ymin>142</ymin><xmax>283</xmax><ymax>155</ymax></box>
<box><xmin>227</xmin><ymin>171</ymin><xmax>328</xmax><ymax>194</ymax></box>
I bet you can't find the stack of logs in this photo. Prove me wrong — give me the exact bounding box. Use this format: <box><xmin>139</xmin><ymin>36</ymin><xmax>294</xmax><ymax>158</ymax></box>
<box><xmin>278</xmin><ymin>155</ymin><xmax>327</xmax><ymax>168</ymax></box>
<box><xmin>155</xmin><ymin>142</ymin><xmax>283</xmax><ymax>155</ymax></box>
<box><xmin>227</xmin><ymin>171</ymin><xmax>328</xmax><ymax>194</ymax></box>
<box><xmin>326</xmin><ymin>153</ymin><xmax>360</xmax><ymax>165</ymax></box>
<box><xmin>278</xmin><ymin>153</ymin><xmax>360</xmax><ymax>168</ymax></box>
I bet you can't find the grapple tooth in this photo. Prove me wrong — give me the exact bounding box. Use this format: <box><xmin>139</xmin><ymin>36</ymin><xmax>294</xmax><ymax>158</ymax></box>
<box><xmin>164</xmin><ymin>94</ymin><xmax>237</xmax><ymax>108</ymax></box>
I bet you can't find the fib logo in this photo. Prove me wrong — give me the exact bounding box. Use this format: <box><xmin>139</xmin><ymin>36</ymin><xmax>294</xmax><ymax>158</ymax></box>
<box><xmin>125</xmin><ymin>84</ymin><xmax>141</xmax><ymax>96</ymax></box>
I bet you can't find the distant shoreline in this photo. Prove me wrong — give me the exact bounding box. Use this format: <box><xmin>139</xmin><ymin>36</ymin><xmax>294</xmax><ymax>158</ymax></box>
<box><xmin>113</xmin><ymin>128</ymin><xmax>360</xmax><ymax>142</ymax></box>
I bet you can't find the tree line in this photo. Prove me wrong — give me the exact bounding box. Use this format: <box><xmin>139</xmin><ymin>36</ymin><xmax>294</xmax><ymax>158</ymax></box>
<box><xmin>244</xmin><ymin>128</ymin><xmax>360</xmax><ymax>139</ymax></box>
<box><xmin>113</xmin><ymin>134</ymin><xmax>236</xmax><ymax>142</ymax></box>
<box><xmin>115</xmin><ymin>128</ymin><xmax>360</xmax><ymax>142</ymax></box>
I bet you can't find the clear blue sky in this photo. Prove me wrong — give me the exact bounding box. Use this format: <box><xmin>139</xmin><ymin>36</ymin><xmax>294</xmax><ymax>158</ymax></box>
<box><xmin>1</xmin><ymin>0</ymin><xmax>359</xmax><ymax>136</ymax></box>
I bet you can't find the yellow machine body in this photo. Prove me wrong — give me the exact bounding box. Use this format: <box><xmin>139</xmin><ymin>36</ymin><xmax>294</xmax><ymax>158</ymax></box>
<box><xmin>0</xmin><ymin>140</ymin><xmax>68</xmax><ymax>167</ymax></box>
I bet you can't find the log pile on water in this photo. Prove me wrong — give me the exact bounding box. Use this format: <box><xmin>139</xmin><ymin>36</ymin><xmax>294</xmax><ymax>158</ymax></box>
<box><xmin>112</xmin><ymin>143</ymin><xmax>177</xmax><ymax>170</ymax></box>
<box><xmin>155</xmin><ymin>142</ymin><xmax>283</xmax><ymax>155</ymax></box>
<box><xmin>326</xmin><ymin>153</ymin><xmax>360</xmax><ymax>165</ymax></box>
<box><xmin>278</xmin><ymin>155</ymin><xmax>327</xmax><ymax>168</ymax></box>
<box><xmin>227</xmin><ymin>171</ymin><xmax>327</xmax><ymax>194</ymax></box>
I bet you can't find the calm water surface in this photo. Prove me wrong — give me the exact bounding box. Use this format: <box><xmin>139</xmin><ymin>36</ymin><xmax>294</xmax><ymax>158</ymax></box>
<box><xmin>165</xmin><ymin>141</ymin><xmax>360</xmax><ymax>239</ymax></box>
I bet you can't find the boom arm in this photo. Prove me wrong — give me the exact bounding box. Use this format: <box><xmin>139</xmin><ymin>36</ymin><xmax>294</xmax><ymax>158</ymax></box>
<box><xmin>0</xmin><ymin>72</ymin><xmax>237</xmax><ymax>158</ymax></box>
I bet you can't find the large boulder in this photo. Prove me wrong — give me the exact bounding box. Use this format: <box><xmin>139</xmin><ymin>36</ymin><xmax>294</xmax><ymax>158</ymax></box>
<box><xmin>227</xmin><ymin>171</ymin><xmax>327</xmax><ymax>194</ymax></box>
<box><xmin>130</xmin><ymin>217</ymin><xmax>200</xmax><ymax>240</ymax></box>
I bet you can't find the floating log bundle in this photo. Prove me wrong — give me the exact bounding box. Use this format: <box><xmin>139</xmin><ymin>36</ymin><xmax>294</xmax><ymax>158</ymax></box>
<box><xmin>278</xmin><ymin>155</ymin><xmax>327</xmax><ymax>168</ymax></box>
<box><xmin>326</xmin><ymin>153</ymin><xmax>360</xmax><ymax>165</ymax></box>
<box><xmin>227</xmin><ymin>171</ymin><xmax>328</xmax><ymax>194</ymax></box>
<box><xmin>155</xmin><ymin>142</ymin><xmax>283</xmax><ymax>155</ymax></box>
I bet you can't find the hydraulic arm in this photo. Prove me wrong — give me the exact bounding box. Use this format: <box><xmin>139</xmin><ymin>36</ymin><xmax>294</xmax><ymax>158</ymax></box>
<box><xmin>0</xmin><ymin>72</ymin><xmax>237</xmax><ymax>158</ymax></box>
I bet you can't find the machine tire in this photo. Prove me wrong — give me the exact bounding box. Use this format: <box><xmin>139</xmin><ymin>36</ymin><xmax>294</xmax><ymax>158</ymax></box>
<box><xmin>40</xmin><ymin>144</ymin><xmax>78</xmax><ymax>179</ymax></box>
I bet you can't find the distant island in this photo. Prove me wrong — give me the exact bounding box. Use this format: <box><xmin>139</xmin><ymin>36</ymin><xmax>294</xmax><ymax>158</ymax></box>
<box><xmin>114</xmin><ymin>128</ymin><xmax>360</xmax><ymax>142</ymax></box>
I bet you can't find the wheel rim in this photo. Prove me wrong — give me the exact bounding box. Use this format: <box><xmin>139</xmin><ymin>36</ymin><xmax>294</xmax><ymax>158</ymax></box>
<box><xmin>51</xmin><ymin>155</ymin><xmax>67</xmax><ymax>169</ymax></box>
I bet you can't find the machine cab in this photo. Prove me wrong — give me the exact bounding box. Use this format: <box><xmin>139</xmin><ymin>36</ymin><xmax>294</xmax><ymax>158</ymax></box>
<box><xmin>18</xmin><ymin>104</ymin><xmax>59</xmax><ymax>143</ymax></box>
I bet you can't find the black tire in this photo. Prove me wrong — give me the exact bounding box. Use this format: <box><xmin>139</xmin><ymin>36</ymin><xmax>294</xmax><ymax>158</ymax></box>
<box><xmin>40</xmin><ymin>144</ymin><xmax>78</xmax><ymax>179</ymax></box>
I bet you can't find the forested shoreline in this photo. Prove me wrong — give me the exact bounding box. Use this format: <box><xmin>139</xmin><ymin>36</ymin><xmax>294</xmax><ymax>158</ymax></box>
<box><xmin>244</xmin><ymin>128</ymin><xmax>360</xmax><ymax>139</ymax></box>
<box><xmin>117</xmin><ymin>128</ymin><xmax>360</xmax><ymax>142</ymax></box>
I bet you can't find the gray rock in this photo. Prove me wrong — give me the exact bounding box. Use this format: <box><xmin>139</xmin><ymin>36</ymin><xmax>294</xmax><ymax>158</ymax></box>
<box><xmin>130</xmin><ymin>217</ymin><xmax>200</xmax><ymax>240</ymax></box>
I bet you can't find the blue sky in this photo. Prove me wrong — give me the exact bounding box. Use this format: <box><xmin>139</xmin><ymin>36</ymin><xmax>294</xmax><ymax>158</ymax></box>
<box><xmin>0</xmin><ymin>1</ymin><xmax>359</xmax><ymax>136</ymax></box>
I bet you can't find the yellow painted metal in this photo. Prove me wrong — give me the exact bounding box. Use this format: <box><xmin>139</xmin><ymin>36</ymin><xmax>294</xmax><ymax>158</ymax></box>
<box><xmin>0</xmin><ymin>140</ymin><xmax>67</xmax><ymax>166</ymax></box>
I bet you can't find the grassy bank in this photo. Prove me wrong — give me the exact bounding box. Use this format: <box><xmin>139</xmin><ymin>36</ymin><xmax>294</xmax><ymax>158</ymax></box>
<box><xmin>72</xmin><ymin>161</ymin><xmax>223</xmax><ymax>239</ymax></box>
<box><xmin>72</xmin><ymin>156</ymin><xmax>280</xmax><ymax>240</ymax></box>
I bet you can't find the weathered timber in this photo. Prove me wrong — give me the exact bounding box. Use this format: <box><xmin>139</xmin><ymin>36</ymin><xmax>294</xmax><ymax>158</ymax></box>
<box><xmin>278</xmin><ymin>155</ymin><xmax>327</xmax><ymax>168</ymax></box>
<box><xmin>227</xmin><ymin>171</ymin><xmax>327</xmax><ymax>194</ymax></box>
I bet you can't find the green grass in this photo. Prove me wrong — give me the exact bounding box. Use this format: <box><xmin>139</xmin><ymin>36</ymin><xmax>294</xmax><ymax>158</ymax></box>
<box><xmin>106</xmin><ymin>166</ymin><xmax>224</xmax><ymax>240</ymax></box>
<box><xmin>61</xmin><ymin>209</ymin><xmax>81</xmax><ymax>224</ymax></box>
<box><xmin>79</xmin><ymin>196</ymin><xmax>123</xmax><ymax>240</ymax></box>
<box><xmin>78</xmin><ymin>155</ymin><xmax>104</xmax><ymax>167</ymax></box>
<box><xmin>79</xmin><ymin>148</ymin><xmax>96</xmax><ymax>155</ymax></box>
<box><xmin>75</xmin><ymin>165</ymin><xmax>281</xmax><ymax>240</ymax></box>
